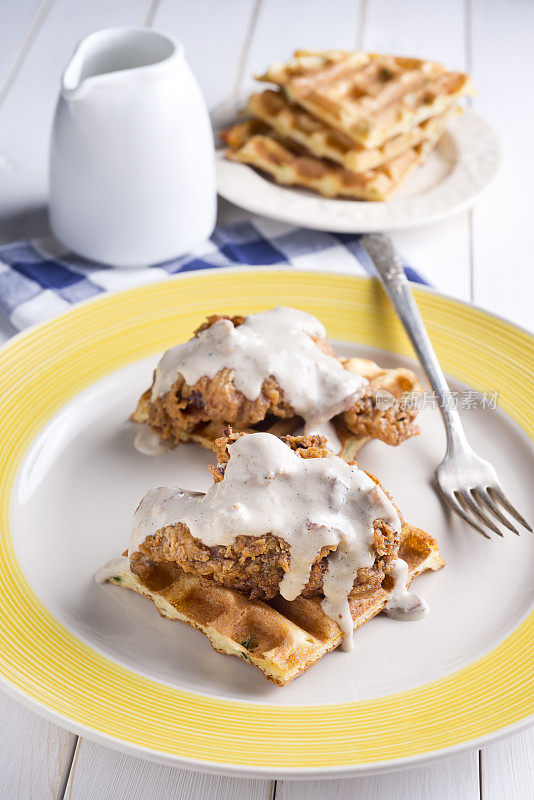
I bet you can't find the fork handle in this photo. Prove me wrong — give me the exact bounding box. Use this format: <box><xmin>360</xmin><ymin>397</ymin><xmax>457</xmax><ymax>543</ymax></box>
<box><xmin>361</xmin><ymin>233</ymin><xmax>469</xmax><ymax>456</ymax></box>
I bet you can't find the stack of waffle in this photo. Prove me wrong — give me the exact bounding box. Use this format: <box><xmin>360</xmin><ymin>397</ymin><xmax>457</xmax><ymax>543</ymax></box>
<box><xmin>221</xmin><ymin>50</ymin><xmax>473</xmax><ymax>201</ymax></box>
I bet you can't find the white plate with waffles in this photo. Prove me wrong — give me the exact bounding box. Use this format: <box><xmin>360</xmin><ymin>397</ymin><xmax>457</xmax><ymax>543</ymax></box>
<box><xmin>212</xmin><ymin>94</ymin><xmax>501</xmax><ymax>233</ymax></box>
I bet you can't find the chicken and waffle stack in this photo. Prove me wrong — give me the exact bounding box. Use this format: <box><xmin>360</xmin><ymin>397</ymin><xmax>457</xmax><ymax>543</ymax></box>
<box><xmin>221</xmin><ymin>50</ymin><xmax>473</xmax><ymax>200</ymax></box>
<box><xmin>98</xmin><ymin>431</ymin><xmax>444</xmax><ymax>685</ymax></box>
<box><xmin>106</xmin><ymin>307</ymin><xmax>443</xmax><ymax>685</ymax></box>
<box><xmin>131</xmin><ymin>307</ymin><xmax>423</xmax><ymax>458</ymax></box>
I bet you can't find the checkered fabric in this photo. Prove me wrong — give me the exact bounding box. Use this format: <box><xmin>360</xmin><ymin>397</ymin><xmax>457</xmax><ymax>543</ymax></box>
<box><xmin>0</xmin><ymin>217</ymin><xmax>427</xmax><ymax>329</ymax></box>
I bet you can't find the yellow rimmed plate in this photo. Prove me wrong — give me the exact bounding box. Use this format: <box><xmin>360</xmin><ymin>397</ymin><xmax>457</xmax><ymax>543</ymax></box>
<box><xmin>0</xmin><ymin>269</ymin><xmax>533</xmax><ymax>778</ymax></box>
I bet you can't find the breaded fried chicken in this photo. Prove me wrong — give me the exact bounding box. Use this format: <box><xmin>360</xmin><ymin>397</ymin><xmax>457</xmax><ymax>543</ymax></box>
<box><xmin>130</xmin><ymin>431</ymin><xmax>403</xmax><ymax>601</ymax></box>
<box><xmin>133</xmin><ymin>314</ymin><xmax>421</xmax><ymax>450</ymax></box>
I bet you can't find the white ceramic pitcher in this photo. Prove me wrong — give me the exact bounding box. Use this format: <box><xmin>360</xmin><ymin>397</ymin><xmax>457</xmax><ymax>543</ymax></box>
<box><xmin>49</xmin><ymin>28</ymin><xmax>216</xmax><ymax>268</ymax></box>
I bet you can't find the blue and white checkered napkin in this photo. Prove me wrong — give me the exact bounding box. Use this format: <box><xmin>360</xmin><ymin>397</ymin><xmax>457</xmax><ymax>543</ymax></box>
<box><xmin>0</xmin><ymin>217</ymin><xmax>427</xmax><ymax>330</ymax></box>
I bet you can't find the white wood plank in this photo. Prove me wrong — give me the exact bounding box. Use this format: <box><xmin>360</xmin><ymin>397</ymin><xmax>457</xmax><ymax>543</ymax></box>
<box><xmin>362</xmin><ymin>0</ymin><xmax>466</xmax><ymax>64</ymax></box>
<box><xmin>391</xmin><ymin>218</ymin><xmax>471</xmax><ymax>299</ymax></box>
<box><xmin>240</xmin><ymin>0</ymin><xmax>362</xmax><ymax>92</ymax></box>
<box><xmin>152</xmin><ymin>0</ymin><xmax>257</xmax><ymax>108</ymax></box>
<box><xmin>0</xmin><ymin>690</ymin><xmax>75</xmax><ymax>799</ymax></box>
<box><xmin>481</xmin><ymin>728</ymin><xmax>534</xmax><ymax>800</ymax></box>
<box><xmin>65</xmin><ymin>738</ymin><xmax>273</xmax><ymax>800</ymax></box>
<box><xmin>276</xmin><ymin>753</ymin><xmax>479</xmax><ymax>800</ymax></box>
<box><xmin>0</xmin><ymin>0</ymin><xmax>152</xmax><ymax>244</ymax></box>
<box><xmin>470</xmin><ymin>0</ymin><xmax>534</xmax><ymax>331</ymax></box>
<box><xmin>362</xmin><ymin>0</ymin><xmax>470</xmax><ymax>299</ymax></box>
<box><xmin>0</xmin><ymin>0</ymin><xmax>48</xmax><ymax>99</ymax></box>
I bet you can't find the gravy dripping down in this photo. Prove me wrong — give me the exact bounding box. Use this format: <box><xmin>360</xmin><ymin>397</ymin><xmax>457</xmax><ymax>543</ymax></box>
<box><xmin>134</xmin><ymin>427</ymin><xmax>173</xmax><ymax>455</ymax></box>
<box><xmin>127</xmin><ymin>433</ymin><xmax>421</xmax><ymax>649</ymax></box>
<box><xmin>150</xmin><ymin>307</ymin><xmax>367</xmax><ymax>432</ymax></box>
<box><xmin>383</xmin><ymin>558</ymin><xmax>429</xmax><ymax>621</ymax></box>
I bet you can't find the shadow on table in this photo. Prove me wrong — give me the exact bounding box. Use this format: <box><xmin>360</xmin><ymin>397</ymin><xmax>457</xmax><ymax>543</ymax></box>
<box><xmin>0</xmin><ymin>203</ymin><xmax>50</xmax><ymax>246</ymax></box>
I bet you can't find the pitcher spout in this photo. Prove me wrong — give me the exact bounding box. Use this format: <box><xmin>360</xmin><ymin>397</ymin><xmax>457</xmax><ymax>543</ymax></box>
<box><xmin>61</xmin><ymin>42</ymin><xmax>86</xmax><ymax>101</ymax></box>
<box><xmin>60</xmin><ymin>27</ymin><xmax>178</xmax><ymax>102</ymax></box>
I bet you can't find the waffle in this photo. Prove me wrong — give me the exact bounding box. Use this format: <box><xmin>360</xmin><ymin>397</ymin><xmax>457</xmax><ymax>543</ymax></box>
<box><xmin>246</xmin><ymin>89</ymin><xmax>460</xmax><ymax>172</ymax></box>
<box><xmin>103</xmin><ymin>526</ymin><xmax>444</xmax><ymax>685</ymax></box>
<box><xmin>131</xmin><ymin>357</ymin><xmax>421</xmax><ymax>455</ymax></box>
<box><xmin>223</xmin><ymin>122</ymin><xmax>441</xmax><ymax>200</ymax></box>
<box><xmin>257</xmin><ymin>50</ymin><xmax>473</xmax><ymax>147</ymax></box>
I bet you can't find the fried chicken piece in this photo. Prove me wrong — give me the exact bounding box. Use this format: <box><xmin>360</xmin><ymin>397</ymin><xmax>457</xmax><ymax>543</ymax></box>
<box><xmin>133</xmin><ymin>314</ymin><xmax>421</xmax><ymax>450</ymax></box>
<box><xmin>130</xmin><ymin>431</ymin><xmax>402</xmax><ymax>601</ymax></box>
<box><xmin>341</xmin><ymin>357</ymin><xmax>421</xmax><ymax>446</ymax></box>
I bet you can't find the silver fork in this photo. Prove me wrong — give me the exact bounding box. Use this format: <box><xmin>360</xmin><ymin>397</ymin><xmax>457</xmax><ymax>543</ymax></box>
<box><xmin>362</xmin><ymin>233</ymin><xmax>532</xmax><ymax>539</ymax></box>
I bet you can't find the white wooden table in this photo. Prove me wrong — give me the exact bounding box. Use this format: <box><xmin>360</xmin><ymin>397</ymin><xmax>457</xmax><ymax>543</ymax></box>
<box><xmin>0</xmin><ymin>0</ymin><xmax>533</xmax><ymax>797</ymax></box>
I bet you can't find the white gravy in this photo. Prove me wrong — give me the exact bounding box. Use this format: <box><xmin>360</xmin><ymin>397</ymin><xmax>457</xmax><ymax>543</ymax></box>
<box><xmin>134</xmin><ymin>426</ymin><xmax>173</xmax><ymax>456</ymax></box>
<box><xmin>383</xmin><ymin>558</ymin><xmax>429</xmax><ymax>621</ymax></box>
<box><xmin>306</xmin><ymin>420</ymin><xmax>343</xmax><ymax>454</ymax></box>
<box><xmin>128</xmin><ymin>432</ymin><xmax>404</xmax><ymax>648</ymax></box>
<box><xmin>151</xmin><ymin>307</ymin><xmax>366</xmax><ymax>430</ymax></box>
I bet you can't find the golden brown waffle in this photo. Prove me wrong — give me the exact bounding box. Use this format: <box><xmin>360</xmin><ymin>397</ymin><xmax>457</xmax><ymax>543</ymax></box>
<box><xmin>220</xmin><ymin>116</ymin><xmax>269</xmax><ymax>149</ymax></box>
<box><xmin>131</xmin><ymin>357</ymin><xmax>421</xmax><ymax>455</ymax></box>
<box><xmin>102</xmin><ymin>526</ymin><xmax>444</xmax><ymax>685</ymax></box>
<box><xmin>224</xmin><ymin>124</ymin><xmax>441</xmax><ymax>200</ymax></box>
<box><xmin>257</xmin><ymin>50</ymin><xmax>473</xmax><ymax>147</ymax></box>
<box><xmin>247</xmin><ymin>89</ymin><xmax>460</xmax><ymax>172</ymax></box>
